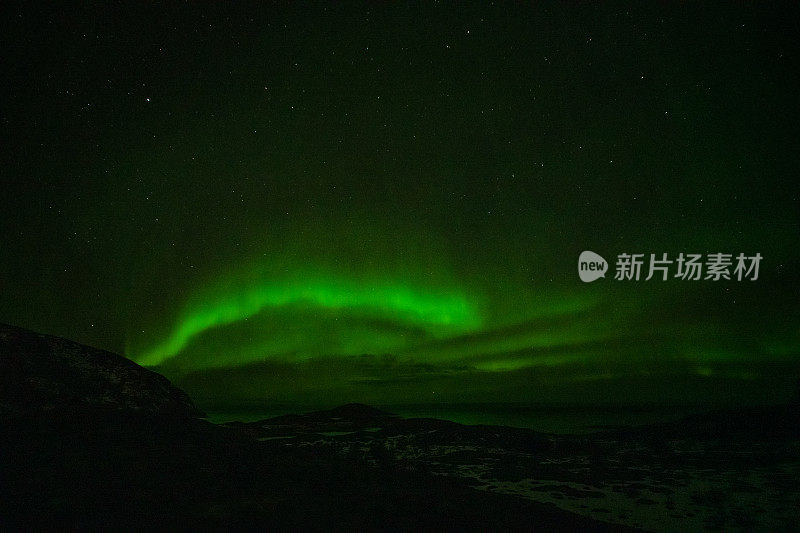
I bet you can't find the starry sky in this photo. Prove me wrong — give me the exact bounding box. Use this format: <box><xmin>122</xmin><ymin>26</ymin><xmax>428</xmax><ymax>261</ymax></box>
<box><xmin>2</xmin><ymin>3</ymin><xmax>799</xmax><ymax>410</ymax></box>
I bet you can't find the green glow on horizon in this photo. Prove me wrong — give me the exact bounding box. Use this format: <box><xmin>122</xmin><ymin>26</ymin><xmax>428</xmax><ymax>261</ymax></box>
<box><xmin>129</xmin><ymin>277</ymin><xmax>482</xmax><ymax>367</ymax></box>
<box><xmin>472</xmin><ymin>352</ymin><xmax>594</xmax><ymax>371</ymax></box>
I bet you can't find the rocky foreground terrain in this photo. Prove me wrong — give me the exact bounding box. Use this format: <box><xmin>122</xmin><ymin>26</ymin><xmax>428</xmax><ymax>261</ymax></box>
<box><xmin>233</xmin><ymin>403</ymin><xmax>800</xmax><ymax>531</ymax></box>
<box><xmin>2</xmin><ymin>322</ymin><xmax>798</xmax><ymax>531</ymax></box>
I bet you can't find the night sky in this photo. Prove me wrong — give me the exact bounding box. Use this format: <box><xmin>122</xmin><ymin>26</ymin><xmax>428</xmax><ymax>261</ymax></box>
<box><xmin>2</xmin><ymin>3</ymin><xmax>799</xmax><ymax>411</ymax></box>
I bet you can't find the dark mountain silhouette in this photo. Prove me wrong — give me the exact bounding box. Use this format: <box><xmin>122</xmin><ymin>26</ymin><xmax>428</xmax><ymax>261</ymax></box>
<box><xmin>602</xmin><ymin>404</ymin><xmax>800</xmax><ymax>441</ymax></box>
<box><xmin>231</xmin><ymin>402</ymin><xmax>398</xmax><ymax>431</ymax></box>
<box><xmin>0</xmin><ymin>322</ymin><xmax>202</xmax><ymax>418</ymax></box>
<box><xmin>3</xmin><ymin>323</ymin><xmax>797</xmax><ymax>531</ymax></box>
<box><xmin>232</xmin><ymin>403</ymin><xmax>553</xmax><ymax>453</ymax></box>
<box><xmin>0</xmin><ymin>323</ymin><xmax>628</xmax><ymax>531</ymax></box>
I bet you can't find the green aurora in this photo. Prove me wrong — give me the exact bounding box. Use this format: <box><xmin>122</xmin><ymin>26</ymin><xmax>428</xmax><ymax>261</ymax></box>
<box><xmin>2</xmin><ymin>2</ymin><xmax>799</xmax><ymax>411</ymax></box>
<box><xmin>129</xmin><ymin>274</ymin><xmax>482</xmax><ymax>367</ymax></box>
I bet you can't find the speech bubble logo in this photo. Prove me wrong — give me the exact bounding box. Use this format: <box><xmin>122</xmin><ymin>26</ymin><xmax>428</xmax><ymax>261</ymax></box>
<box><xmin>578</xmin><ymin>251</ymin><xmax>608</xmax><ymax>282</ymax></box>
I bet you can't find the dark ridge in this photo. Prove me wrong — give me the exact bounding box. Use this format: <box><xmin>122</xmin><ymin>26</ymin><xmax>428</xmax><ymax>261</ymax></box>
<box><xmin>0</xmin><ymin>322</ymin><xmax>204</xmax><ymax>418</ymax></box>
<box><xmin>598</xmin><ymin>404</ymin><xmax>800</xmax><ymax>441</ymax></box>
<box><xmin>0</xmin><ymin>325</ymin><xmax>629</xmax><ymax>531</ymax></box>
<box><xmin>313</xmin><ymin>402</ymin><xmax>397</xmax><ymax>421</ymax></box>
<box><xmin>228</xmin><ymin>402</ymin><xmax>399</xmax><ymax>434</ymax></box>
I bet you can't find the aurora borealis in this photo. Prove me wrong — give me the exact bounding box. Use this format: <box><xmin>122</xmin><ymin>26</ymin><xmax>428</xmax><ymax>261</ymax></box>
<box><xmin>130</xmin><ymin>274</ymin><xmax>481</xmax><ymax>367</ymax></box>
<box><xmin>2</xmin><ymin>3</ymin><xmax>799</xmax><ymax>412</ymax></box>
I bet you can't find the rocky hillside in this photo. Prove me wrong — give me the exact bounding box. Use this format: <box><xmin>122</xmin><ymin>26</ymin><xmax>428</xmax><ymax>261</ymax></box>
<box><xmin>0</xmin><ymin>323</ymin><xmax>202</xmax><ymax>418</ymax></box>
<box><xmin>0</xmin><ymin>323</ymin><xmax>625</xmax><ymax>531</ymax></box>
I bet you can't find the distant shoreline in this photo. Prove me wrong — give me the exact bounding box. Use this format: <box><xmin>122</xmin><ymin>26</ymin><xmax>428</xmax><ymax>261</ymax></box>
<box><xmin>204</xmin><ymin>402</ymin><xmax>711</xmax><ymax>434</ymax></box>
